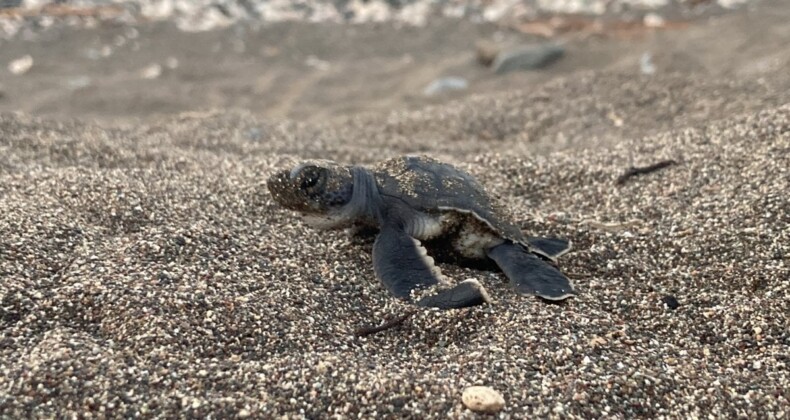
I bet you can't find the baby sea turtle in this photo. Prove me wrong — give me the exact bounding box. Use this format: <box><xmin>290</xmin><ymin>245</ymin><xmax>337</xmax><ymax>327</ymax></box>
<box><xmin>267</xmin><ymin>155</ymin><xmax>575</xmax><ymax>309</ymax></box>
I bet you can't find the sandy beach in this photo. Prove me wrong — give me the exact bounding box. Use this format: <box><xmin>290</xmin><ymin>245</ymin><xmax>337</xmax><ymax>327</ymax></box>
<box><xmin>1</xmin><ymin>0</ymin><xmax>788</xmax><ymax>417</ymax></box>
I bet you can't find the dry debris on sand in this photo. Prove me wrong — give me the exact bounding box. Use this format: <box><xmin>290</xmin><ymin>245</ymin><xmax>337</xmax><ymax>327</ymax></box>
<box><xmin>1</xmin><ymin>81</ymin><xmax>789</xmax><ymax>417</ymax></box>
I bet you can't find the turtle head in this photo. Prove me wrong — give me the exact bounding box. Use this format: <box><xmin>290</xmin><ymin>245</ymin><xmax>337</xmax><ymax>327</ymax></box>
<box><xmin>268</xmin><ymin>160</ymin><xmax>354</xmax><ymax>213</ymax></box>
<box><xmin>267</xmin><ymin>160</ymin><xmax>356</xmax><ymax>226</ymax></box>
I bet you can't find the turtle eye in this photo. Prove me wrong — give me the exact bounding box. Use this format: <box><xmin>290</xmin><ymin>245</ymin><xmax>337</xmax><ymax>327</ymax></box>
<box><xmin>297</xmin><ymin>166</ymin><xmax>326</xmax><ymax>195</ymax></box>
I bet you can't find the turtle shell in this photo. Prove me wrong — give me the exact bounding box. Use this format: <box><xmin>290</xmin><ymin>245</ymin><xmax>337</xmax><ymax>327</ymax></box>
<box><xmin>372</xmin><ymin>155</ymin><xmax>528</xmax><ymax>245</ymax></box>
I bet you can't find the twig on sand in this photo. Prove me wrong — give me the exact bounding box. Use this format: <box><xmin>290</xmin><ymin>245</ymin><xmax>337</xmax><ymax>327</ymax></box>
<box><xmin>616</xmin><ymin>159</ymin><xmax>677</xmax><ymax>185</ymax></box>
<box><xmin>354</xmin><ymin>309</ymin><xmax>417</xmax><ymax>337</ymax></box>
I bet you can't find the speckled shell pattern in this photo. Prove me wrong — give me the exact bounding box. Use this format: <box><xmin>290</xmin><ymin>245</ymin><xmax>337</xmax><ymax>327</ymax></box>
<box><xmin>372</xmin><ymin>155</ymin><xmax>527</xmax><ymax>244</ymax></box>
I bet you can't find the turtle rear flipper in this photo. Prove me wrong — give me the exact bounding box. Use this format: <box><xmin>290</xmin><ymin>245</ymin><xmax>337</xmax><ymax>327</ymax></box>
<box><xmin>373</xmin><ymin>225</ymin><xmax>490</xmax><ymax>308</ymax></box>
<box><xmin>486</xmin><ymin>242</ymin><xmax>575</xmax><ymax>300</ymax></box>
<box><xmin>526</xmin><ymin>237</ymin><xmax>572</xmax><ymax>259</ymax></box>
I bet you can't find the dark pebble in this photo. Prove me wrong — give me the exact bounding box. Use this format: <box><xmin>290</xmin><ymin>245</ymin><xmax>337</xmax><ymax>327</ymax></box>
<box><xmin>662</xmin><ymin>295</ymin><xmax>680</xmax><ymax>310</ymax></box>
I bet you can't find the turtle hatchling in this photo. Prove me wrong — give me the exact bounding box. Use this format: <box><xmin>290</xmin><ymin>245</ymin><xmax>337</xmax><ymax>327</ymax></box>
<box><xmin>267</xmin><ymin>155</ymin><xmax>575</xmax><ymax>309</ymax></box>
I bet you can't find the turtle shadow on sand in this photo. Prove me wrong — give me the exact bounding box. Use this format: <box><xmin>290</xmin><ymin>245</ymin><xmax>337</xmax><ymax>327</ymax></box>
<box><xmin>353</xmin><ymin>303</ymin><xmax>496</xmax><ymax>340</ymax></box>
<box><xmin>353</xmin><ymin>283</ymin><xmax>572</xmax><ymax>338</ymax></box>
<box><xmin>353</xmin><ymin>228</ymin><xmax>571</xmax><ymax>281</ymax></box>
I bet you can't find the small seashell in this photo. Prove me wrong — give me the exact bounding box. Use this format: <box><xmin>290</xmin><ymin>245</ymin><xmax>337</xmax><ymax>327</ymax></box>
<box><xmin>8</xmin><ymin>55</ymin><xmax>33</xmax><ymax>75</ymax></box>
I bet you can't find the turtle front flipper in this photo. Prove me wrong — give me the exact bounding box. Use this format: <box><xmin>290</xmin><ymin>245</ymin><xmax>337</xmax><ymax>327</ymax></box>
<box><xmin>415</xmin><ymin>278</ymin><xmax>491</xmax><ymax>309</ymax></box>
<box><xmin>526</xmin><ymin>237</ymin><xmax>572</xmax><ymax>259</ymax></box>
<box><xmin>373</xmin><ymin>224</ymin><xmax>490</xmax><ymax>309</ymax></box>
<box><xmin>486</xmin><ymin>242</ymin><xmax>576</xmax><ymax>301</ymax></box>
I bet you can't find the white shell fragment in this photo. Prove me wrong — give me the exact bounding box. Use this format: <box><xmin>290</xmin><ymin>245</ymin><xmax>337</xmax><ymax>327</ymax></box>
<box><xmin>8</xmin><ymin>55</ymin><xmax>33</xmax><ymax>75</ymax></box>
<box><xmin>140</xmin><ymin>63</ymin><xmax>163</xmax><ymax>79</ymax></box>
<box><xmin>462</xmin><ymin>386</ymin><xmax>505</xmax><ymax>413</ymax></box>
